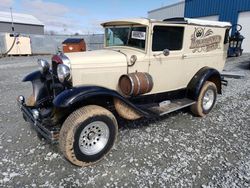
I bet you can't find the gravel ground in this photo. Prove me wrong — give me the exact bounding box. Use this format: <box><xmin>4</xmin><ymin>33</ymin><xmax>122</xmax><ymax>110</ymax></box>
<box><xmin>0</xmin><ymin>54</ymin><xmax>249</xmax><ymax>187</ymax></box>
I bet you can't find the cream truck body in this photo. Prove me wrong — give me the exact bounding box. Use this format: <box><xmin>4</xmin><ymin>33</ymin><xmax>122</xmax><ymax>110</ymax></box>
<box><xmin>17</xmin><ymin>18</ymin><xmax>231</xmax><ymax>167</ymax></box>
<box><xmin>66</xmin><ymin>18</ymin><xmax>230</xmax><ymax>95</ymax></box>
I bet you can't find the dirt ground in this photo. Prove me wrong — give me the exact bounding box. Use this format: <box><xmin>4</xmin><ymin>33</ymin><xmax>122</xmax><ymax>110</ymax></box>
<box><xmin>0</xmin><ymin>54</ymin><xmax>249</xmax><ymax>187</ymax></box>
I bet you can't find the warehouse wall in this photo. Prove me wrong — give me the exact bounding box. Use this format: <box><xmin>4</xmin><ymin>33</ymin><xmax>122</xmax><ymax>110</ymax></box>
<box><xmin>185</xmin><ymin>0</ymin><xmax>250</xmax><ymax>31</ymax></box>
<box><xmin>148</xmin><ymin>1</ymin><xmax>185</xmax><ymax>20</ymax></box>
<box><xmin>0</xmin><ymin>33</ymin><xmax>104</xmax><ymax>55</ymax></box>
<box><xmin>0</xmin><ymin>22</ymin><xmax>44</xmax><ymax>35</ymax></box>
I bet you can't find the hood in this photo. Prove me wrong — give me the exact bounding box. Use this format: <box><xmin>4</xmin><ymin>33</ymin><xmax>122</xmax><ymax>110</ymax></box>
<box><xmin>64</xmin><ymin>48</ymin><xmax>146</xmax><ymax>69</ymax></box>
<box><xmin>65</xmin><ymin>49</ymin><xmax>127</xmax><ymax>69</ymax></box>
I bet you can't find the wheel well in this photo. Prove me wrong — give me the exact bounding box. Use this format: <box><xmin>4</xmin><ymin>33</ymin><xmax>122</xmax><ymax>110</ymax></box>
<box><xmin>207</xmin><ymin>75</ymin><xmax>222</xmax><ymax>94</ymax></box>
<box><xmin>186</xmin><ymin>67</ymin><xmax>222</xmax><ymax>100</ymax></box>
<box><xmin>71</xmin><ymin>95</ymin><xmax>114</xmax><ymax>112</ymax></box>
<box><xmin>70</xmin><ymin>95</ymin><xmax>143</xmax><ymax>120</ymax></box>
<box><xmin>55</xmin><ymin>95</ymin><xmax>115</xmax><ymax>126</ymax></box>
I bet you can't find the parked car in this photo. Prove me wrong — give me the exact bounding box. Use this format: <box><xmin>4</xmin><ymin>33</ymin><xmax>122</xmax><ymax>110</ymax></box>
<box><xmin>17</xmin><ymin>18</ymin><xmax>231</xmax><ymax>167</ymax></box>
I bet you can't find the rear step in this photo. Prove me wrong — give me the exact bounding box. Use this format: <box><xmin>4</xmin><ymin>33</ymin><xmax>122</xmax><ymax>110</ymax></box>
<box><xmin>148</xmin><ymin>98</ymin><xmax>195</xmax><ymax>116</ymax></box>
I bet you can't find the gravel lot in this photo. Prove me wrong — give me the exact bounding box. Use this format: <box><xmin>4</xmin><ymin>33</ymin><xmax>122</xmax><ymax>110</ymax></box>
<box><xmin>0</xmin><ymin>54</ymin><xmax>249</xmax><ymax>187</ymax></box>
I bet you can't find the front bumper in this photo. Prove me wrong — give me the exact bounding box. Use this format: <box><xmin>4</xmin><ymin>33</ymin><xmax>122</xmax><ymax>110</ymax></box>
<box><xmin>17</xmin><ymin>96</ymin><xmax>60</xmax><ymax>144</ymax></box>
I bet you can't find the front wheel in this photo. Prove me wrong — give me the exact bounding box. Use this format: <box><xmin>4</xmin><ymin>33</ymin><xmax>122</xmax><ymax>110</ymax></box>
<box><xmin>191</xmin><ymin>81</ymin><xmax>217</xmax><ymax>117</ymax></box>
<box><xmin>59</xmin><ymin>105</ymin><xmax>118</xmax><ymax>167</ymax></box>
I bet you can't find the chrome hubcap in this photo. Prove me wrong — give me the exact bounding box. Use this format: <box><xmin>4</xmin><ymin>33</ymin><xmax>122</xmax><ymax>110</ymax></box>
<box><xmin>79</xmin><ymin>121</ymin><xmax>110</xmax><ymax>155</ymax></box>
<box><xmin>202</xmin><ymin>89</ymin><xmax>215</xmax><ymax>111</ymax></box>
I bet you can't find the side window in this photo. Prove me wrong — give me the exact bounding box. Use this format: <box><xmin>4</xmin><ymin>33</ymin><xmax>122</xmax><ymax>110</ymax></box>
<box><xmin>152</xmin><ymin>26</ymin><xmax>184</xmax><ymax>51</ymax></box>
<box><xmin>224</xmin><ymin>28</ymin><xmax>230</xmax><ymax>44</ymax></box>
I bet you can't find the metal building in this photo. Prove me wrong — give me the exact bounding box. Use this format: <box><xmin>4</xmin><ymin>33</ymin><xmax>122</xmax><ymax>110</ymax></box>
<box><xmin>148</xmin><ymin>0</ymin><xmax>250</xmax><ymax>53</ymax></box>
<box><xmin>0</xmin><ymin>11</ymin><xmax>44</xmax><ymax>35</ymax></box>
<box><xmin>148</xmin><ymin>1</ymin><xmax>185</xmax><ymax>20</ymax></box>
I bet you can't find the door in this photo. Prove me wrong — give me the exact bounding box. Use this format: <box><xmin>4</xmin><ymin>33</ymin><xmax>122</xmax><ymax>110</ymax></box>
<box><xmin>238</xmin><ymin>11</ymin><xmax>250</xmax><ymax>53</ymax></box>
<box><xmin>149</xmin><ymin>25</ymin><xmax>186</xmax><ymax>94</ymax></box>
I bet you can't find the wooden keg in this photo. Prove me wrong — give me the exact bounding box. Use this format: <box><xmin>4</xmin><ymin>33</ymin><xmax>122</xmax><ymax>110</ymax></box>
<box><xmin>119</xmin><ymin>72</ymin><xmax>153</xmax><ymax>96</ymax></box>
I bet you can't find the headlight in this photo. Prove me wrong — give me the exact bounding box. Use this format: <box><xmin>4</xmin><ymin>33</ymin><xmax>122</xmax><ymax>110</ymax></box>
<box><xmin>57</xmin><ymin>64</ymin><xmax>71</xmax><ymax>83</ymax></box>
<box><xmin>37</xmin><ymin>59</ymin><xmax>50</xmax><ymax>74</ymax></box>
<box><xmin>129</xmin><ymin>55</ymin><xmax>137</xmax><ymax>66</ymax></box>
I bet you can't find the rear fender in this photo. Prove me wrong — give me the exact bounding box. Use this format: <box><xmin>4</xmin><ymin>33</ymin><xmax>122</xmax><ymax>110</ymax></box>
<box><xmin>187</xmin><ymin>67</ymin><xmax>222</xmax><ymax>100</ymax></box>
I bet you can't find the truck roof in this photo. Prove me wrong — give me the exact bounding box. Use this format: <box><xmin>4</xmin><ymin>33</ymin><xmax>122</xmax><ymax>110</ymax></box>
<box><xmin>101</xmin><ymin>17</ymin><xmax>231</xmax><ymax>28</ymax></box>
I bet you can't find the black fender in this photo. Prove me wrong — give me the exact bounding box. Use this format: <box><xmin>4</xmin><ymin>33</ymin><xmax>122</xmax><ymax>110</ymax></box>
<box><xmin>22</xmin><ymin>70</ymin><xmax>42</xmax><ymax>82</ymax></box>
<box><xmin>22</xmin><ymin>71</ymin><xmax>50</xmax><ymax>105</ymax></box>
<box><xmin>187</xmin><ymin>67</ymin><xmax>222</xmax><ymax>100</ymax></box>
<box><xmin>53</xmin><ymin>86</ymin><xmax>150</xmax><ymax>117</ymax></box>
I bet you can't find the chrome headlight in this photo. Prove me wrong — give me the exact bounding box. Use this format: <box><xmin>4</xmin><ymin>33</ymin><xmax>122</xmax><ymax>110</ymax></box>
<box><xmin>129</xmin><ymin>55</ymin><xmax>137</xmax><ymax>66</ymax></box>
<box><xmin>57</xmin><ymin>64</ymin><xmax>71</xmax><ymax>83</ymax></box>
<box><xmin>37</xmin><ymin>59</ymin><xmax>50</xmax><ymax>74</ymax></box>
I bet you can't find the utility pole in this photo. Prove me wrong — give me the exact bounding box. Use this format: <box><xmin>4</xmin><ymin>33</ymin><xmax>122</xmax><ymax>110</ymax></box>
<box><xmin>10</xmin><ymin>7</ymin><xmax>14</xmax><ymax>32</ymax></box>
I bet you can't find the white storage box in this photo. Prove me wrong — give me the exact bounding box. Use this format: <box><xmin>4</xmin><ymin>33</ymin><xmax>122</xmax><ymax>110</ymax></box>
<box><xmin>4</xmin><ymin>33</ymin><xmax>31</xmax><ymax>55</ymax></box>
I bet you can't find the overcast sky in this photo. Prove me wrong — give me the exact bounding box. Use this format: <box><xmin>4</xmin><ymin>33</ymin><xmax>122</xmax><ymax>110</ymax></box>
<box><xmin>0</xmin><ymin>0</ymin><xmax>180</xmax><ymax>34</ymax></box>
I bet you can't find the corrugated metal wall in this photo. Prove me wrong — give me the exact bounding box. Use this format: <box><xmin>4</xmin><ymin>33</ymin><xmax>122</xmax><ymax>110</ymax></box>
<box><xmin>148</xmin><ymin>1</ymin><xmax>185</xmax><ymax>20</ymax></box>
<box><xmin>185</xmin><ymin>0</ymin><xmax>250</xmax><ymax>31</ymax></box>
<box><xmin>0</xmin><ymin>22</ymin><xmax>44</xmax><ymax>35</ymax></box>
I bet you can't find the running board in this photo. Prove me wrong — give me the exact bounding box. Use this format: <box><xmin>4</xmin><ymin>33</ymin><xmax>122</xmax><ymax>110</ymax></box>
<box><xmin>148</xmin><ymin>98</ymin><xmax>195</xmax><ymax>116</ymax></box>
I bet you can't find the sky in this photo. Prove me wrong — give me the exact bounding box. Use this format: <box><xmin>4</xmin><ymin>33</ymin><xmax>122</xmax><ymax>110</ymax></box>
<box><xmin>0</xmin><ymin>0</ymin><xmax>180</xmax><ymax>34</ymax></box>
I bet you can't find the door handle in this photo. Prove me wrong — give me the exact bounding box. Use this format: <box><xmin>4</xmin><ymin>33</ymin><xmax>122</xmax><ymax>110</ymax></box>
<box><xmin>182</xmin><ymin>54</ymin><xmax>188</xmax><ymax>59</ymax></box>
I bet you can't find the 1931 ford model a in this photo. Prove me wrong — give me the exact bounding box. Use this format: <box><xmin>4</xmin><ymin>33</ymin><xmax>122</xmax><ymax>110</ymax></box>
<box><xmin>17</xmin><ymin>18</ymin><xmax>231</xmax><ymax>166</ymax></box>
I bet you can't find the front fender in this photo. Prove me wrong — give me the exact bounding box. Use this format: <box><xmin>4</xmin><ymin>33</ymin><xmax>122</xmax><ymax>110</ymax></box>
<box><xmin>22</xmin><ymin>70</ymin><xmax>42</xmax><ymax>82</ymax></box>
<box><xmin>22</xmin><ymin>71</ymin><xmax>50</xmax><ymax>105</ymax></box>
<box><xmin>53</xmin><ymin>86</ymin><xmax>150</xmax><ymax>117</ymax></box>
<box><xmin>187</xmin><ymin>67</ymin><xmax>222</xmax><ymax>100</ymax></box>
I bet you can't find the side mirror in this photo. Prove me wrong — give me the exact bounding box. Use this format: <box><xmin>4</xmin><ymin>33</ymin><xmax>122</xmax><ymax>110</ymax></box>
<box><xmin>163</xmin><ymin>49</ymin><xmax>170</xmax><ymax>56</ymax></box>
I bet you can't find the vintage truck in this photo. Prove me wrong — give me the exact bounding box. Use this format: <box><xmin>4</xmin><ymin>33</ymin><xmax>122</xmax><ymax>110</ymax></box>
<box><xmin>17</xmin><ymin>18</ymin><xmax>231</xmax><ymax>166</ymax></box>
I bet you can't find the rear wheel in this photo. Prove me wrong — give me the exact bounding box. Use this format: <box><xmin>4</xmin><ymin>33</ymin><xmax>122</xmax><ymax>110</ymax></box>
<box><xmin>191</xmin><ymin>81</ymin><xmax>217</xmax><ymax>117</ymax></box>
<box><xmin>59</xmin><ymin>105</ymin><xmax>118</xmax><ymax>167</ymax></box>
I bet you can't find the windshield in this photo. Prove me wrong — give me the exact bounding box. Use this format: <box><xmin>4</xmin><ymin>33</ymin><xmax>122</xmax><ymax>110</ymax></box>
<box><xmin>105</xmin><ymin>26</ymin><xmax>147</xmax><ymax>50</ymax></box>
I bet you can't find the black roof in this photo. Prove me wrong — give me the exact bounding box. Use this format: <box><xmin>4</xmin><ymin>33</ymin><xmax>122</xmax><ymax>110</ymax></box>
<box><xmin>62</xmin><ymin>38</ymin><xmax>84</xmax><ymax>44</ymax></box>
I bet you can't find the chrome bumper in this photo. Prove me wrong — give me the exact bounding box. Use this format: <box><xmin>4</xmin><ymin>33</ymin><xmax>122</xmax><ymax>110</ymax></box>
<box><xmin>17</xmin><ymin>96</ymin><xmax>59</xmax><ymax>144</ymax></box>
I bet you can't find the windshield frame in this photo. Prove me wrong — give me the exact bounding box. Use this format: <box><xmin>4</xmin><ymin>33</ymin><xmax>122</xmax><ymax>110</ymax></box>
<box><xmin>104</xmin><ymin>25</ymin><xmax>148</xmax><ymax>53</ymax></box>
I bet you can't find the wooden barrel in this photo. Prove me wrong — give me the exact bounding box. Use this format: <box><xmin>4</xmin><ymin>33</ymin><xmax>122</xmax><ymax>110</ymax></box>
<box><xmin>119</xmin><ymin>72</ymin><xmax>153</xmax><ymax>96</ymax></box>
